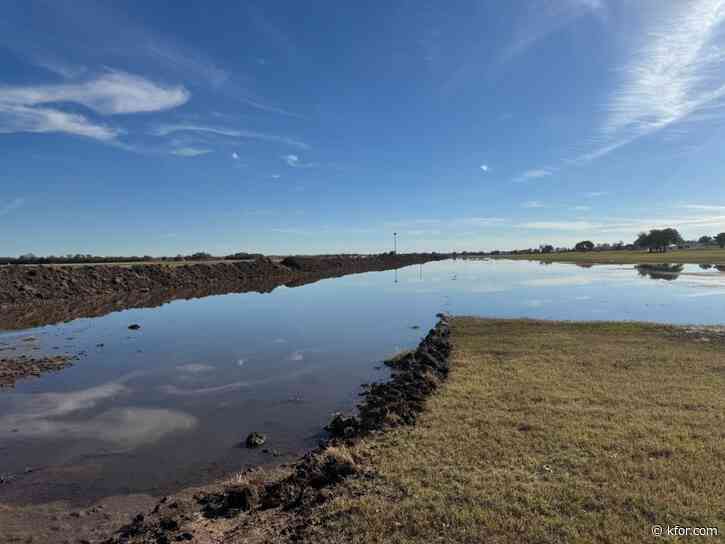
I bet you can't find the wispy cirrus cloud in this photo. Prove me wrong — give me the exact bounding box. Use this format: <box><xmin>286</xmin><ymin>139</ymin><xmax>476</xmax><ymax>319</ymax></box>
<box><xmin>513</xmin><ymin>168</ymin><xmax>553</xmax><ymax>183</ymax></box>
<box><xmin>522</xmin><ymin>200</ymin><xmax>546</xmax><ymax>208</ymax></box>
<box><xmin>282</xmin><ymin>154</ymin><xmax>317</xmax><ymax>168</ymax></box>
<box><xmin>152</xmin><ymin>124</ymin><xmax>239</xmax><ymax>137</ymax></box>
<box><xmin>153</xmin><ymin>124</ymin><xmax>309</xmax><ymax>149</ymax></box>
<box><xmin>0</xmin><ymin>71</ymin><xmax>188</xmax><ymax>141</ymax></box>
<box><xmin>578</xmin><ymin>0</ymin><xmax>725</xmax><ymax>162</ymax></box>
<box><xmin>454</xmin><ymin>217</ymin><xmax>506</xmax><ymax>227</ymax></box>
<box><xmin>0</xmin><ymin>104</ymin><xmax>118</xmax><ymax>140</ymax></box>
<box><xmin>518</xmin><ymin>220</ymin><xmax>598</xmax><ymax>231</ymax></box>
<box><xmin>240</xmin><ymin>97</ymin><xmax>307</xmax><ymax>120</ymax></box>
<box><xmin>502</xmin><ymin>0</ymin><xmax>606</xmax><ymax>61</ymax></box>
<box><xmin>680</xmin><ymin>204</ymin><xmax>725</xmax><ymax>211</ymax></box>
<box><xmin>171</xmin><ymin>147</ymin><xmax>212</xmax><ymax>157</ymax></box>
<box><xmin>517</xmin><ymin>212</ymin><xmax>725</xmax><ymax>234</ymax></box>
<box><xmin>0</xmin><ymin>71</ymin><xmax>189</xmax><ymax>115</ymax></box>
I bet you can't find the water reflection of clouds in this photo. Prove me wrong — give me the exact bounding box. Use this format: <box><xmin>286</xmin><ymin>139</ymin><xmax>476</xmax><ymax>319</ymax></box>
<box><xmin>176</xmin><ymin>363</ymin><xmax>214</xmax><ymax>373</ymax></box>
<box><xmin>522</xmin><ymin>276</ymin><xmax>597</xmax><ymax>287</ymax></box>
<box><xmin>0</xmin><ymin>379</ymin><xmax>197</xmax><ymax>448</ymax></box>
<box><xmin>681</xmin><ymin>290</ymin><xmax>725</xmax><ymax>298</ymax></box>
<box><xmin>469</xmin><ymin>286</ymin><xmax>509</xmax><ymax>294</ymax></box>
<box><xmin>160</xmin><ymin>382</ymin><xmax>249</xmax><ymax>396</ymax></box>
<box><xmin>8</xmin><ymin>257</ymin><xmax>725</xmax><ymax>485</ymax></box>
<box><xmin>3</xmin><ymin>382</ymin><xmax>128</xmax><ymax>421</ymax></box>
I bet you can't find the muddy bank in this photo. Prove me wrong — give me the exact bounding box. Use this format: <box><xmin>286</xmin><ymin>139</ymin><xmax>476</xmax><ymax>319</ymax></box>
<box><xmin>0</xmin><ymin>354</ymin><xmax>77</xmax><ymax>387</ymax></box>
<box><xmin>0</xmin><ymin>253</ymin><xmax>446</xmax><ymax>330</ymax></box>
<box><xmin>97</xmin><ymin>317</ymin><xmax>452</xmax><ymax>544</ymax></box>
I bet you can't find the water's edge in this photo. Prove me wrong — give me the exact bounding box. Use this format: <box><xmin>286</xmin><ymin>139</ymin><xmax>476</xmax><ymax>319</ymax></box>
<box><xmin>0</xmin><ymin>253</ymin><xmax>447</xmax><ymax>330</ymax></box>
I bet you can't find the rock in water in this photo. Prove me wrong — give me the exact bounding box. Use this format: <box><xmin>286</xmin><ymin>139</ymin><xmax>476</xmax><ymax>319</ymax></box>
<box><xmin>245</xmin><ymin>432</ymin><xmax>266</xmax><ymax>448</ymax></box>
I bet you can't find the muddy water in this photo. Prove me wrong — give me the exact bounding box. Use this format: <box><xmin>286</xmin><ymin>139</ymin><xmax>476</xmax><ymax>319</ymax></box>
<box><xmin>2</xmin><ymin>259</ymin><xmax>725</xmax><ymax>506</ymax></box>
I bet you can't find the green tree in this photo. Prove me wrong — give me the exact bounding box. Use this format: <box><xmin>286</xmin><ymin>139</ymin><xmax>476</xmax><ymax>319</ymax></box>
<box><xmin>716</xmin><ymin>233</ymin><xmax>725</xmax><ymax>248</ymax></box>
<box><xmin>633</xmin><ymin>228</ymin><xmax>683</xmax><ymax>252</ymax></box>
<box><xmin>699</xmin><ymin>235</ymin><xmax>713</xmax><ymax>245</ymax></box>
<box><xmin>635</xmin><ymin>231</ymin><xmax>652</xmax><ymax>248</ymax></box>
<box><xmin>574</xmin><ymin>240</ymin><xmax>595</xmax><ymax>252</ymax></box>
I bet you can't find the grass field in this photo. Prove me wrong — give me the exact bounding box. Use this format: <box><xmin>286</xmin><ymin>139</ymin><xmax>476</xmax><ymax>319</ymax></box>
<box><xmin>308</xmin><ymin>318</ymin><xmax>725</xmax><ymax>543</ymax></box>
<box><xmin>491</xmin><ymin>248</ymin><xmax>725</xmax><ymax>265</ymax></box>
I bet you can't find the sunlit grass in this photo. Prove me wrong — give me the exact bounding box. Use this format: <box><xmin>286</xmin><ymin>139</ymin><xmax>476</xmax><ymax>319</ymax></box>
<box><xmin>308</xmin><ymin>318</ymin><xmax>725</xmax><ymax>543</ymax></box>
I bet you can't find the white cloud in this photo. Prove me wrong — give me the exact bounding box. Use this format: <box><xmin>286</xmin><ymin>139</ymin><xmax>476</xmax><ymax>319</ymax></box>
<box><xmin>502</xmin><ymin>0</ymin><xmax>606</xmax><ymax>61</ymax></box>
<box><xmin>584</xmin><ymin>191</ymin><xmax>608</xmax><ymax>198</ymax></box>
<box><xmin>0</xmin><ymin>71</ymin><xmax>189</xmax><ymax>115</ymax></box>
<box><xmin>480</xmin><ymin>164</ymin><xmax>489</xmax><ymax>172</ymax></box>
<box><xmin>523</xmin><ymin>276</ymin><xmax>597</xmax><ymax>287</ymax></box>
<box><xmin>455</xmin><ymin>217</ymin><xmax>506</xmax><ymax>227</ymax></box>
<box><xmin>0</xmin><ymin>71</ymin><xmax>188</xmax><ymax>141</ymax></box>
<box><xmin>522</xmin><ymin>200</ymin><xmax>545</xmax><ymax>208</ymax></box>
<box><xmin>171</xmin><ymin>147</ymin><xmax>212</xmax><ymax>157</ymax></box>
<box><xmin>153</xmin><ymin>124</ymin><xmax>239</xmax><ymax>137</ymax></box>
<box><xmin>0</xmin><ymin>197</ymin><xmax>24</xmax><ymax>217</ymax></box>
<box><xmin>35</xmin><ymin>58</ymin><xmax>88</xmax><ymax>79</ymax></box>
<box><xmin>232</xmin><ymin>152</ymin><xmax>239</xmax><ymax>159</ymax></box>
<box><xmin>516</xmin><ymin>211</ymin><xmax>725</xmax><ymax>235</ymax></box>
<box><xmin>513</xmin><ymin>168</ymin><xmax>552</xmax><ymax>182</ymax></box>
<box><xmin>283</xmin><ymin>154</ymin><xmax>317</xmax><ymax>168</ymax></box>
<box><xmin>176</xmin><ymin>363</ymin><xmax>214</xmax><ymax>373</ymax></box>
<box><xmin>144</xmin><ymin>42</ymin><xmax>229</xmax><ymax>89</ymax></box>
<box><xmin>271</xmin><ymin>174</ymin><xmax>281</xmax><ymax>179</ymax></box>
<box><xmin>0</xmin><ymin>103</ymin><xmax>118</xmax><ymax>140</ymax></box>
<box><xmin>681</xmin><ymin>204</ymin><xmax>725</xmax><ymax>211</ymax></box>
<box><xmin>240</xmin><ymin>97</ymin><xmax>306</xmax><ymax>119</ymax></box>
<box><xmin>153</xmin><ymin>124</ymin><xmax>309</xmax><ymax>149</ymax></box>
<box><xmin>580</xmin><ymin>0</ymin><xmax>725</xmax><ymax>161</ymax></box>
<box><xmin>571</xmin><ymin>205</ymin><xmax>591</xmax><ymax>211</ymax></box>
<box><xmin>519</xmin><ymin>221</ymin><xmax>599</xmax><ymax>230</ymax></box>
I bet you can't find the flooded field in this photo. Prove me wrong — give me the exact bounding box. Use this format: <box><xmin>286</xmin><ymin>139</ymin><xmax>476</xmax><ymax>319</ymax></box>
<box><xmin>2</xmin><ymin>258</ymin><xmax>725</xmax><ymax>506</ymax></box>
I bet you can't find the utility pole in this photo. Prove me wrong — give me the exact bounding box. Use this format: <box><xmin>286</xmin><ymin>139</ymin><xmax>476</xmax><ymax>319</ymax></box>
<box><xmin>393</xmin><ymin>232</ymin><xmax>398</xmax><ymax>254</ymax></box>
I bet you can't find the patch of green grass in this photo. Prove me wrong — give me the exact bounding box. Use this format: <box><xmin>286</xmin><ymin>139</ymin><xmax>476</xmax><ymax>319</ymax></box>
<box><xmin>307</xmin><ymin>318</ymin><xmax>725</xmax><ymax>543</ymax></box>
<box><xmin>492</xmin><ymin>248</ymin><xmax>725</xmax><ymax>265</ymax></box>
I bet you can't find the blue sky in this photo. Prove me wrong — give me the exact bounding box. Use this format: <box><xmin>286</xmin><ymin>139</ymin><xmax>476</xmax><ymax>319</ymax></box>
<box><xmin>3</xmin><ymin>0</ymin><xmax>725</xmax><ymax>256</ymax></box>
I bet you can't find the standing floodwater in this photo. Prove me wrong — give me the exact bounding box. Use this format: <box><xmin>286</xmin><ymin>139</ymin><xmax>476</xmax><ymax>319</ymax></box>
<box><xmin>2</xmin><ymin>258</ymin><xmax>725</xmax><ymax>505</ymax></box>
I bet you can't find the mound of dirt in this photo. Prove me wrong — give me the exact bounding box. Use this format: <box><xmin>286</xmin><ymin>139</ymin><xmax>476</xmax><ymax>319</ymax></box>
<box><xmin>1</xmin><ymin>254</ymin><xmax>447</xmax><ymax>308</ymax></box>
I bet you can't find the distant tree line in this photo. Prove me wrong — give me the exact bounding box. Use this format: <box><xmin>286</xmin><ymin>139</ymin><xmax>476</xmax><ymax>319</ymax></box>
<box><xmin>485</xmin><ymin>227</ymin><xmax>725</xmax><ymax>255</ymax></box>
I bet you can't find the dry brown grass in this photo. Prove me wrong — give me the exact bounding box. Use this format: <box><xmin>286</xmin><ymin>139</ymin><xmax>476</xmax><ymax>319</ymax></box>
<box><xmin>307</xmin><ymin>318</ymin><xmax>725</xmax><ymax>543</ymax></box>
<box><xmin>493</xmin><ymin>248</ymin><xmax>725</xmax><ymax>265</ymax></box>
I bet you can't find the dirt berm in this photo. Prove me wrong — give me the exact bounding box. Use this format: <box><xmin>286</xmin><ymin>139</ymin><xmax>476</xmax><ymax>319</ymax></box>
<box><xmin>0</xmin><ymin>253</ymin><xmax>446</xmax><ymax>310</ymax></box>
